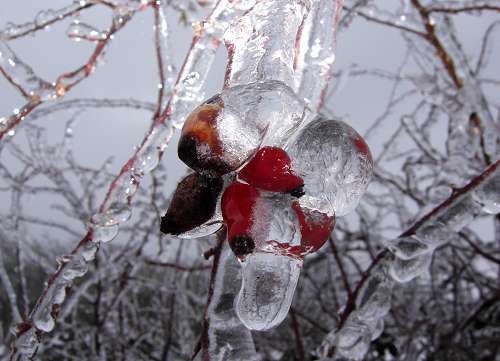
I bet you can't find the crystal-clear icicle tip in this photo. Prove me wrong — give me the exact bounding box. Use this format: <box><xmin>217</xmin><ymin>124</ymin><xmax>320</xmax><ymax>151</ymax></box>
<box><xmin>236</xmin><ymin>252</ymin><xmax>301</xmax><ymax>331</ymax></box>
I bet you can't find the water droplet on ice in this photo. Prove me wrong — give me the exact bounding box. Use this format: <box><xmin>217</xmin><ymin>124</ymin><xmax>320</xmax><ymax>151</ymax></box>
<box><xmin>236</xmin><ymin>252</ymin><xmax>302</xmax><ymax>331</ymax></box>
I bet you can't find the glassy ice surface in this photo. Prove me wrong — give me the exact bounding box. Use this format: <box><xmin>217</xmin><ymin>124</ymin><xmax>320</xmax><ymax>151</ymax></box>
<box><xmin>224</xmin><ymin>0</ymin><xmax>307</xmax><ymax>88</ymax></box>
<box><xmin>414</xmin><ymin>222</ymin><xmax>454</xmax><ymax>247</ymax></box>
<box><xmin>335</xmin><ymin>320</ymin><xmax>371</xmax><ymax>361</ymax></box>
<box><xmin>250</xmin><ymin>194</ymin><xmax>302</xmax><ymax>254</ymax></box>
<box><xmin>355</xmin><ymin>262</ymin><xmax>393</xmax><ymax>321</ymax></box>
<box><xmin>472</xmin><ymin>169</ymin><xmax>500</xmax><ymax>214</ymax></box>
<box><xmin>386</xmin><ymin>236</ymin><xmax>432</xmax><ymax>260</ymax></box>
<box><xmin>236</xmin><ymin>252</ymin><xmax>302</xmax><ymax>331</ymax></box>
<box><xmin>206</xmin><ymin>244</ymin><xmax>259</xmax><ymax>360</ymax></box>
<box><xmin>287</xmin><ymin>117</ymin><xmax>373</xmax><ymax>217</ymax></box>
<box><xmin>389</xmin><ymin>253</ymin><xmax>432</xmax><ymax>283</ymax></box>
<box><xmin>179</xmin><ymin>80</ymin><xmax>313</xmax><ymax>176</ymax></box>
<box><xmin>435</xmin><ymin>194</ymin><xmax>483</xmax><ymax>231</ymax></box>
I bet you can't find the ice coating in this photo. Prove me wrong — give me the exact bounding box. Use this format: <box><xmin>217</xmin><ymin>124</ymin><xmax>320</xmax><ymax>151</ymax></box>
<box><xmin>235</xmin><ymin>252</ymin><xmax>302</xmax><ymax>331</ymax></box>
<box><xmin>389</xmin><ymin>253</ymin><xmax>433</xmax><ymax>283</ymax></box>
<box><xmin>335</xmin><ymin>320</ymin><xmax>371</xmax><ymax>361</ymax></box>
<box><xmin>386</xmin><ymin>236</ymin><xmax>432</xmax><ymax>260</ymax></box>
<box><xmin>205</xmin><ymin>243</ymin><xmax>259</xmax><ymax>360</ymax></box>
<box><xmin>174</xmin><ymin>174</ymin><xmax>234</xmax><ymax>239</ymax></box>
<box><xmin>287</xmin><ymin>116</ymin><xmax>373</xmax><ymax>217</ymax></box>
<box><xmin>238</xmin><ymin>146</ymin><xmax>304</xmax><ymax>194</ymax></box>
<box><xmin>178</xmin><ymin>81</ymin><xmax>313</xmax><ymax>177</ymax></box>
<box><xmin>222</xmin><ymin>181</ymin><xmax>333</xmax><ymax>260</ymax></box>
<box><xmin>295</xmin><ymin>0</ymin><xmax>343</xmax><ymax>110</ymax></box>
<box><xmin>160</xmin><ymin>172</ymin><xmax>223</xmax><ymax>236</ymax></box>
<box><xmin>224</xmin><ymin>0</ymin><xmax>308</xmax><ymax>88</ymax></box>
<box><xmin>250</xmin><ymin>194</ymin><xmax>302</xmax><ymax>254</ymax></box>
<box><xmin>472</xmin><ymin>167</ymin><xmax>500</xmax><ymax>214</ymax></box>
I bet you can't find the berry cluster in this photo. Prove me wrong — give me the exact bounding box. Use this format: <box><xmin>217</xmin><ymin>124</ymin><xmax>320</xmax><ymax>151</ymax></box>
<box><xmin>161</xmin><ymin>91</ymin><xmax>374</xmax><ymax>256</ymax></box>
<box><xmin>221</xmin><ymin>147</ymin><xmax>335</xmax><ymax>260</ymax></box>
<box><xmin>160</xmin><ymin>87</ymin><xmax>373</xmax><ymax>331</ymax></box>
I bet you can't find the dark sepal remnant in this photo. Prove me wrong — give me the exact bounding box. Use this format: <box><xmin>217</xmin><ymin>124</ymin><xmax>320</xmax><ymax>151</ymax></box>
<box><xmin>229</xmin><ymin>235</ymin><xmax>255</xmax><ymax>257</ymax></box>
<box><xmin>288</xmin><ymin>184</ymin><xmax>305</xmax><ymax>198</ymax></box>
<box><xmin>160</xmin><ymin>172</ymin><xmax>224</xmax><ymax>236</ymax></box>
<box><xmin>177</xmin><ymin>134</ymin><xmax>232</xmax><ymax>177</ymax></box>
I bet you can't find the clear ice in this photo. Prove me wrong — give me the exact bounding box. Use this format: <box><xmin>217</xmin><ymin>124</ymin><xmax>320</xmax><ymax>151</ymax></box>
<box><xmin>236</xmin><ymin>251</ymin><xmax>302</xmax><ymax>331</ymax></box>
<box><xmin>286</xmin><ymin>116</ymin><xmax>374</xmax><ymax>217</ymax></box>
<box><xmin>178</xmin><ymin>81</ymin><xmax>314</xmax><ymax>176</ymax></box>
<box><xmin>472</xmin><ymin>167</ymin><xmax>500</xmax><ymax>214</ymax></box>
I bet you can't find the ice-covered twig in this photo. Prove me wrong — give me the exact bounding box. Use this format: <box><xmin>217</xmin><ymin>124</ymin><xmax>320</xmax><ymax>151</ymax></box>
<box><xmin>8</xmin><ymin>1</ymin><xmax>251</xmax><ymax>359</ymax></box>
<box><xmin>294</xmin><ymin>0</ymin><xmax>345</xmax><ymax>110</ymax></box>
<box><xmin>427</xmin><ymin>2</ymin><xmax>500</xmax><ymax>14</ymax></box>
<box><xmin>0</xmin><ymin>2</ymin><xmax>96</xmax><ymax>41</ymax></box>
<box><xmin>0</xmin><ymin>2</ymin><xmax>149</xmax><ymax>141</ymax></box>
<box><xmin>193</xmin><ymin>232</ymin><xmax>259</xmax><ymax>361</ymax></box>
<box><xmin>320</xmin><ymin>159</ymin><xmax>500</xmax><ymax>360</ymax></box>
<box><xmin>224</xmin><ymin>0</ymin><xmax>308</xmax><ymax>89</ymax></box>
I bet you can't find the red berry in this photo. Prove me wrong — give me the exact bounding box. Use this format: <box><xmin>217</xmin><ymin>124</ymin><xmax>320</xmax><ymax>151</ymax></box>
<box><xmin>221</xmin><ymin>182</ymin><xmax>259</xmax><ymax>257</ymax></box>
<box><xmin>353</xmin><ymin>135</ymin><xmax>373</xmax><ymax>163</ymax></box>
<box><xmin>292</xmin><ymin>201</ymin><xmax>335</xmax><ymax>253</ymax></box>
<box><xmin>238</xmin><ymin>146</ymin><xmax>304</xmax><ymax>195</ymax></box>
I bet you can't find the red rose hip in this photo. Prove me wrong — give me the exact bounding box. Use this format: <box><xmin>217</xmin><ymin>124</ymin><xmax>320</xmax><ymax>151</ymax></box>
<box><xmin>221</xmin><ymin>182</ymin><xmax>260</xmax><ymax>257</ymax></box>
<box><xmin>292</xmin><ymin>201</ymin><xmax>335</xmax><ymax>253</ymax></box>
<box><xmin>238</xmin><ymin>146</ymin><xmax>304</xmax><ymax>196</ymax></box>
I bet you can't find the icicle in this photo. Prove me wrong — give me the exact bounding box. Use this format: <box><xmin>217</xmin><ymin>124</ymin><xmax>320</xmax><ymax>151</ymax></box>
<box><xmin>235</xmin><ymin>252</ymin><xmax>302</xmax><ymax>331</ymax></box>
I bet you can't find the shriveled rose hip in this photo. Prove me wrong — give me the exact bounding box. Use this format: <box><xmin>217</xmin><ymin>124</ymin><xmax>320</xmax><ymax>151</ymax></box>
<box><xmin>161</xmin><ymin>173</ymin><xmax>223</xmax><ymax>235</ymax></box>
